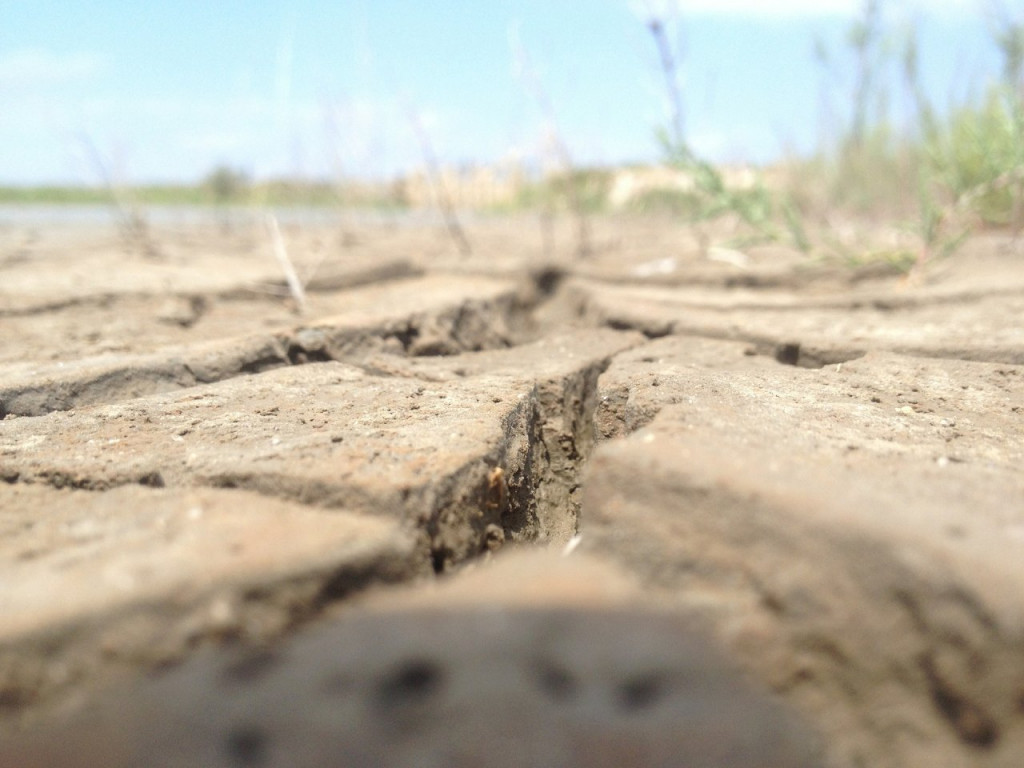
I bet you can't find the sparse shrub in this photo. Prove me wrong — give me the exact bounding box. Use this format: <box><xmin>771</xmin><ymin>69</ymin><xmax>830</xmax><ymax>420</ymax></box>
<box><xmin>626</xmin><ymin>187</ymin><xmax>702</xmax><ymax>217</ymax></box>
<box><xmin>826</xmin><ymin>127</ymin><xmax>919</xmax><ymax>218</ymax></box>
<box><xmin>648</xmin><ymin>1</ymin><xmax>1023</xmax><ymax>271</ymax></box>
<box><xmin>511</xmin><ymin>168</ymin><xmax>611</xmax><ymax>217</ymax></box>
<box><xmin>792</xmin><ymin>2</ymin><xmax>1024</xmax><ymax>270</ymax></box>
<box><xmin>641</xmin><ymin>9</ymin><xmax>786</xmax><ymax>252</ymax></box>
<box><xmin>925</xmin><ymin>87</ymin><xmax>1024</xmax><ymax>227</ymax></box>
<box><xmin>566</xmin><ymin>168</ymin><xmax>614</xmax><ymax>214</ymax></box>
<box><xmin>203</xmin><ymin>166</ymin><xmax>250</xmax><ymax>206</ymax></box>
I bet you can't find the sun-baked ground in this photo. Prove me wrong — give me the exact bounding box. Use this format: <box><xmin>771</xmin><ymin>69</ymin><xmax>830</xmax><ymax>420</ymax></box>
<box><xmin>1</xmin><ymin>210</ymin><xmax>1022</xmax><ymax>767</ymax></box>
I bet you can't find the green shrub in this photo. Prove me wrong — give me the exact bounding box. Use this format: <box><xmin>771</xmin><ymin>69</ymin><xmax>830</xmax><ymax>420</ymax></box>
<box><xmin>925</xmin><ymin>86</ymin><xmax>1024</xmax><ymax>226</ymax></box>
<box><xmin>512</xmin><ymin>168</ymin><xmax>612</xmax><ymax>214</ymax></box>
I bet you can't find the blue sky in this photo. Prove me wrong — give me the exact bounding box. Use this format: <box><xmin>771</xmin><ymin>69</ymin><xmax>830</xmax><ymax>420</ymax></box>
<box><xmin>0</xmin><ymin>0</ymin><xmax>1010</xmax><ymax>185</ymax></box>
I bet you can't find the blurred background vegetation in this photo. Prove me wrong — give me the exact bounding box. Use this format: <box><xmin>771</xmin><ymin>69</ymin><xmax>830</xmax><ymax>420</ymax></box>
<box><xmin>2</xmin><ymin>1</ymin><xmax>1022</xmax><ymax>270</ymax></box>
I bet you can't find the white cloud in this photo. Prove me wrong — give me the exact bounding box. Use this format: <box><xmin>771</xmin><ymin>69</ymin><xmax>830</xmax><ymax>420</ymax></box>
<box><xmin>629</xmin><ymin>0</ymin><xmax>980</xmax><ymax>19</ymax></box>
<box><xmin>0</xmin><ymin>49</ymin><xmax>107</xmax><ymax>89</ymax></box>
<box><xmin>632</xmin><ymin>0</ymin><xmax>855</xmax><ymax>16</ymax></box>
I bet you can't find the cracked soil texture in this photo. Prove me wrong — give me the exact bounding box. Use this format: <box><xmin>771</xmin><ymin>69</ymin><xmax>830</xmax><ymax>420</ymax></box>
<box><xmin>1</xmin><ymin>214</ymin><xmax>1022</xmax><ymax>767</ymax></box>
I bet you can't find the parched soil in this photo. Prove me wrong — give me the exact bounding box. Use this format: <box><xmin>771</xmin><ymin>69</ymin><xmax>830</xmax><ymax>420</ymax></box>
<box><xmin>1</xmin><ymin>211</ymin><xmax>1022</xmax><ymax>767</ymax></box>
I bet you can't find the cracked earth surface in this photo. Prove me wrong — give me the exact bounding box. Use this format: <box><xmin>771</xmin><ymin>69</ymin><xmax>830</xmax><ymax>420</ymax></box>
<box><xmin>0</xmin><ymin>214</ymin><xmax>1022</xmax><ymax>767</ymax></box>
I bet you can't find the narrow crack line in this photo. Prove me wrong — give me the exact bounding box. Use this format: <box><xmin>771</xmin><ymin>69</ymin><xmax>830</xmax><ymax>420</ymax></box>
<box><xmin>597</xmin><ymin>315</ymin><xmax>873</xmax><ymax>369</ymax></box>
<box><xmin>575</xmin><ymin>275</ymin><xmax>1024</xmax><ymax>313</ymax></box>
<box><xmin>0</xmin><ymin>294</ymin><xmax>533</xmax><ymax>418</ymax></box>
<box><xmin>893</xmin><ymin>587</ymin><xmax>1005</xmax><ymax>748</ymax></box>
<box><xmin>0</xmin><ymin>292</ymin><xmax>125</xmax><ymax>319</ymax></box>
<box><xmin>919</xmin><ymin>651</ymin><xmax>999</xmax><ymax>748</ymax></box>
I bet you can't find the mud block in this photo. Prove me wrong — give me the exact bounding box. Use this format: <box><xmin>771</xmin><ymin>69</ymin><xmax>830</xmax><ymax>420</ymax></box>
<box><xmin>0</xmin><ymin>484</ymin><xmax>418</xmax><ymax>641</ymax></box>
<box><xmin>581</xmin><ymin>347</ymin><xmax>1024</xmax><ymax>766</ymax></box>
<box><xmin>0</xmin><ymin>275</ymin><xmax>521</xmax><ymax>416</ymax></box>
<box><xmin>597</xmin><ymin>336</ymin><xmax>1024</xmax><ymax>477</ymax></box>
<box><xmin>1</xmin><ymin>600</ymin><xmax>824</xmax><ymax>767</ymax></box>
<box><xmin>353</xmin><ymin>549</ymin><xmax>644</xmax><ymax>613</ymax></box>
<box><xmin>0</xmin><ymin>483</ymin><xmax>419</xmax><ymax>719</ymax></box>
<box><xmin>0</xmin><ymin>330</ymin><xmax>639</xmax><ymax>556</ymax></box>
<box><xmin>572</xmin><ymin>277</ymin><xmax>1024</xmax><ymax>365</ymax></box>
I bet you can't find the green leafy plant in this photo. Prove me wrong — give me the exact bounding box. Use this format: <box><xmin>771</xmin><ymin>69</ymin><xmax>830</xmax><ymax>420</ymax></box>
<box><xmin>924</xmin><ymin>87</ymin><xmax>1024</xmax><ymax>228</ymax></box>
<box><xmin>642</xmin><ymin>8</ymin><xmax>786</xmax><ymax>253</ymax></box>
<box><xmin>802</xmin><ymin>1</ymin><xmax>1024</xmax><ymax>273</ymax></box>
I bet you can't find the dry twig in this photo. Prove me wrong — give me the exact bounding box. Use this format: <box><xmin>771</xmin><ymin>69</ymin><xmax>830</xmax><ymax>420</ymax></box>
<box><xmin>509</xmin><ymin>25</ymin><xmax>591</xmax><ymax>259</ymax></box>
<box><xmin>78</xmin><ymin>133</ymin><xmax>161</xmax><ymax>259</ymax></box>
<box><xmin>644</xmin><ymin>1</ymin><xmax>686</xmax><ymax>149</ymax></box>
<box><xmin>266</xmin><ymin>213</ymin><xmax>308</xmax><ymax>314</ymax></box>
<box><xmin>403</xmin><ymin>100</ymin><xmax>473</xmax><ymax>258</ymax></box>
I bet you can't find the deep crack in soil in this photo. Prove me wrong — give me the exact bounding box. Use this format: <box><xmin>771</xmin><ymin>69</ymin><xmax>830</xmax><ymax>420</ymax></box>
<box><xmin>0</xmin><ymin>266</ymin><xmax>631</xmax><ymax>729</ymax></box>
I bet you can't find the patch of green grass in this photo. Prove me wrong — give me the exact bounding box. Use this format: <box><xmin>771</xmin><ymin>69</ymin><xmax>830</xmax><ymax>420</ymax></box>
<box><xmin>0</xmin><ymin>186</ymin><xmax>112</xmax><ymax>204</ymax></box>
<box><xmin>640</xmin><ymin>8</ymin><xmax>804</xmax><ymax>253</ymax></box>
<box><xmin>635</xmin><ymin>1</ymin><xmax>1023</xmax><ymax>272</ymax></box>
<box><xmin>625</xmin><ymin>187</ymin><xmax>701</xmax><ymax>217</ymax></box>
<box><xmin>0</xmin><ymin>180</ymin><xmax>407</xmax><ymax>210</ymax></box>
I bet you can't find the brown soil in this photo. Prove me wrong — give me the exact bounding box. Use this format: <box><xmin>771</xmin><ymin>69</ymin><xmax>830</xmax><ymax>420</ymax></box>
<box><xmin>1</xmin><ymin>211</ymin><xmax>1022</xmax><ymax>767</ymax></box>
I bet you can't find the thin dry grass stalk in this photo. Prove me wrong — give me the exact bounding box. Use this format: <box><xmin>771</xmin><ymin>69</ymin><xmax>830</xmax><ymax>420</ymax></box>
<box><xmin>78</xmin><ymin>133</ymin><xmax>162</xmax><ymax>259</ymax></box>
<box><xmin>644</xmin><ymin>3</ymin><xmax>686</xmax><ymax>149</ymax></box>
<box><xmin>322</xmin><ymin>100</ymin><xmax>359</xmax><ymax>246</ymax></box>
<box><xmin>509</xmin><ymin>25</ymin><xmax>591</xmax><ymax>259</ymax></box>
<box><xmin>403</xmin><ymin>101</ymin><xmax>473</xmax><ymax>258</ymax></box>
<box><xmin>266</xmin><ymin>213</ymin><xmax>308</xmax><ymax>315</ymax></box>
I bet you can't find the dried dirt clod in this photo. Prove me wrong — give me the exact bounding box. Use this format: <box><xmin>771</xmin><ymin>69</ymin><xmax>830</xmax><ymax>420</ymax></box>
<box><xmin>0</xmin><ymin>275</ymin><xmax>524</xmax><ymax>417</ymax></box>
<box><xmin>0</xmin><ymin>484</ymin><xmax>420</xmax><ymax>724</ymax></box>
<box><xmin>0</xmin><ymin>605</ymin><xmax>825</xmax><ymax>768</ymax></box>
<box><xmin>155</xmin><ymin>295</ymin><xmax>206</xmax><ymax>328</ymax></box>
<box><xmin>0</xmin><ymin>329</ymin><xmax>640</xmax><ymax>721</ymax></box>
<box><xmin>579</xmin><ymin>396</ymin><xmax>1024</xmax><ymax>767</ymax></box>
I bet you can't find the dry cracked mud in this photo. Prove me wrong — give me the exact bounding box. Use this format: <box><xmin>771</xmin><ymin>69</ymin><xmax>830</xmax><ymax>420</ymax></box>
<box><xmin>0</xmin><ymin>214</ymin><xmax>1022</xmax><ymax>767</ymax></box>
